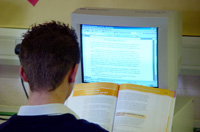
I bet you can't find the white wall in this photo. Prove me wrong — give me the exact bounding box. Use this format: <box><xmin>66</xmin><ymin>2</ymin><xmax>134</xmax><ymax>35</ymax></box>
<box><xmin>0</xmin><ymin>65</ymin><xmax>28</xmax><ymax>106</ymax></box>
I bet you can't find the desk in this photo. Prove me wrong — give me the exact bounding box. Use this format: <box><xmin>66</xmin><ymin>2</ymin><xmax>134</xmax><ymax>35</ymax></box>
<box><xmin>172</xmin><ymin>96</ymin><xmax>194</xmax><ymax>132</ymax></box>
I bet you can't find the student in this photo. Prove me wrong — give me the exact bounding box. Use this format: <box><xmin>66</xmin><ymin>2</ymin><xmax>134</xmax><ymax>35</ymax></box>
<box><xmin>0</xmin><ymin>21</ymin><xmax>108</xmax><ymax>132</ymax></box>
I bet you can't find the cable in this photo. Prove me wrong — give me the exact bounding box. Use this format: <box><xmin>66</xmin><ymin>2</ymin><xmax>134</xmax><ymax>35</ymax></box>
<box><xmin>0</xmin><ymin>112</ymin><xmax>17</xmax><ymax>116</ymax></box>
<box><xmin>15</xmin><ymin>44</ymin><xmax>29</xmax><ymax>99</ymax></box>
<box><xmin>0</xmin><ymin>117</ymin><xmax>8</xmax><ymax>121</ymax></box>
<box><xmin>20</xmin><ymin>77</ymin><xmax>29</xmax><ymax>99</ymax></box>
<box><xmin>0</xmin><ymin>112</ymin><xmax>17</xmax><ymax>121</ymax></box>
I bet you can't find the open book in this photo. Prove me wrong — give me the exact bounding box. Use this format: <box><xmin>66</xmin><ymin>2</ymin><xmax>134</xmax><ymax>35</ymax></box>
<box><xmin>65</xmin><ymin>82</ymin><xmax>176</xmax><ymax>132</ymax></box>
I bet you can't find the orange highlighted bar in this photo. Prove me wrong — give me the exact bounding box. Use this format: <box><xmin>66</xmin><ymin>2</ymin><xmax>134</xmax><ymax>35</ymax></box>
<box><xmin>120</xmin><ymin>84</ymin><xmax>176</xmax><ymax>98</ymax></box>
<box><xmin>73</xmin><ymin>82</ymin><xmax>119</xmax><ymax>97</ymax></box>
<box><xmin>116</xmin><ymin>112</ymin><xmax>146</xmax><ymax>119</ymax></box>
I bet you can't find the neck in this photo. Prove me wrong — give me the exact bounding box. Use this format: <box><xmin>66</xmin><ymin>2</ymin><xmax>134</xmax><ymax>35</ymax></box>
<box><xmin>27</xmin><ymin>90</ymin><xmax>66</xmax><ymax>105</ymax></box>
<box><xmin>27</xmin><ymin>83</ymin><xmax>73</xmax><ymax>105</ymax></box>
<box><xmin>26</xmin><ymin>72</ymin><xmax>74</xmax><ymax>105</ymax></box>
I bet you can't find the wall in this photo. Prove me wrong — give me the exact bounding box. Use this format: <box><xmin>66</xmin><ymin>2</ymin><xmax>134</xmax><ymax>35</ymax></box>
<box><xmin>0</xmin><ymin>65</ymin><xmax>28</xmax><ymax>106</ymax></box>
<box><xmin>0</xmin><ymin>0</ymin><xmax>199</xmax><ymax>36</ymax></box>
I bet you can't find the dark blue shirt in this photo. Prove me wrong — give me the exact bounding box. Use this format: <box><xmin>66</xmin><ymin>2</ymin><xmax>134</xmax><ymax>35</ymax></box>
<box><xmin>0</xmin><ymin>113</ymin><xmax>108</xmax><ymax>132</ymax></box>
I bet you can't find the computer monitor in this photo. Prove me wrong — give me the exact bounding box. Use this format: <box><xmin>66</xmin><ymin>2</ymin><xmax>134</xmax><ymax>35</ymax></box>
<box><xmin>71</xmin><ymin>7</ymin><xmax>182</xmax><ymax>91</ymax></box>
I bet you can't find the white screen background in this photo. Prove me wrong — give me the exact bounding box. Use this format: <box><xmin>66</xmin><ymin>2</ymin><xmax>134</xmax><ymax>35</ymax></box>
<box><xmin>81</xmin><ymin>25</ymin><xmax>157</xmax><ymax>87</ymax></box>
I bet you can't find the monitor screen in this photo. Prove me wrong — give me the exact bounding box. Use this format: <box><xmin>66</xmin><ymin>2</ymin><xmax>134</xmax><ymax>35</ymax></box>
<box><xmin>81</xmin><ymin>24</ymin><xmax>158</xmax><ymax>87</ymax></box>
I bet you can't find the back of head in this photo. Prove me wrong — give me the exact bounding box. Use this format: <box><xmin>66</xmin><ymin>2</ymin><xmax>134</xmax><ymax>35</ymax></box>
<box><xmin>19</xmin><ymin>21</ymin><xmax>80</xmax><ymax>92</ymax></box>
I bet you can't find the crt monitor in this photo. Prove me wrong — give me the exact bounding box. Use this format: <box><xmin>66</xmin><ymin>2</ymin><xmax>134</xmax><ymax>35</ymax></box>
<box><xmin>71</xmin><ymin>7</ymin><xmax>182</xmax><ymax>91</ymax></box>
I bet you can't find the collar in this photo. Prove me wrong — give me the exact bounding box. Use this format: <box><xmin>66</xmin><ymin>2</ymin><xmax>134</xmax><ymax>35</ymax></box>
<box><xmin>17</xmin><ymin>103</ymin><xmax>79</xmax><ymax>119</ymax></box>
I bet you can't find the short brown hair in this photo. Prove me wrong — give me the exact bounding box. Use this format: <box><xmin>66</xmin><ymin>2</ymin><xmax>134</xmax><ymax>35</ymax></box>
<box><xmin>19</xmin><ymin>21</ymin><xmax>80</xmax><ymax>92</ymax></box>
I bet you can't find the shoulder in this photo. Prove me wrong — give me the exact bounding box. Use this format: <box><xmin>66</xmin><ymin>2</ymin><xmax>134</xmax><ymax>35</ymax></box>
<box><xmin>75</xmin><ymin>119</ymin><xmax>108</xmax><ymax>132</ymax></box>
<box><xmin>0</xmin><ymin>114</ymin><xmax>17</xmax><ymax>131</ymax></box>
<box><xmin>61</xmin><ymin>114</ymin><xmax>108</xmax><ymax>132</ymax></box>
<box><xmin>0</xmin><ymin>114</ymin><xmax>108</xmax><ymax>132</ymax></box>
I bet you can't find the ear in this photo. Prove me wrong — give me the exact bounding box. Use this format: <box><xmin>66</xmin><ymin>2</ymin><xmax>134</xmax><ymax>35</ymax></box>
<box><xmin>68</xmin><ymin>64</ymin><xmax>78</xmax><ymax>83</ymax></box>
<box><xmin>20</xmin><ymin>66</ymin><xmax>28</xmax><ymax>82</ymax></box>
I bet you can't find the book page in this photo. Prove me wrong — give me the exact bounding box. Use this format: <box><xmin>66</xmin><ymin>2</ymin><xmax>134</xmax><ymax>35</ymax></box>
<box><xmin>113</xmin><ymin>84</ymin><xmax>175</xmax><ymax>132</ymax></box>
<box><xmin>166</xmin><ymin>97</ymin><xmax>176</xmax><ymax>132</ymax></box>
<box><xmin>65</xmin><ymin>82</ymin><xmax>119</xmax><ymax>131</ymax></box>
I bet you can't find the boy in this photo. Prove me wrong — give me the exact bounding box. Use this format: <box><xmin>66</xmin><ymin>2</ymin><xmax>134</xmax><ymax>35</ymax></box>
<box><xmin>0</xmin><ymin>21</ymin><xmax>108</xmax><ymax>132</ymax></box>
